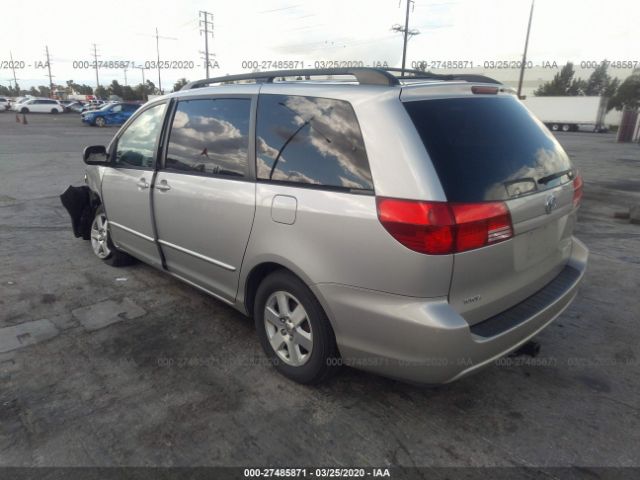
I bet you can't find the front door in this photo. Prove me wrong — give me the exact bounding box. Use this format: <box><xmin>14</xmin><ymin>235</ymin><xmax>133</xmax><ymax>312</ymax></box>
<box><xmin>101</xmin><ymin>102</ymin><xmax>167</xmax><ymax>267</ymax></box>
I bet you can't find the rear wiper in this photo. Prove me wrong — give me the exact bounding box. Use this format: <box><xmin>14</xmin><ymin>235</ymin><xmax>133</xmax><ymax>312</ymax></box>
<box><xmin>537</xmin><ymin>169</ymin><xmax>573</xmax><ymax>185</ymax></box>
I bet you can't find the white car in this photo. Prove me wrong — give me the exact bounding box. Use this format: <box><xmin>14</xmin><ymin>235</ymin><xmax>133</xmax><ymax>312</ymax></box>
<box><xmin>0</xmin><ymin>97</ymin><xmax>10</xmax><ymax>111</ymax></box>
<box><xmin>13</xmin><ymin>98</ymin><xmax>64</xmax><ymax>114</ymax></box>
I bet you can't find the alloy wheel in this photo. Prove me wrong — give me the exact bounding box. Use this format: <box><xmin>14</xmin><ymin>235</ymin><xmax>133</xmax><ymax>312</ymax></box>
<box><xmin>263</xmin><ymin>291</ymin><xmax>313</xmax><ymax>367</ymax></box>
<box><xmin>90</xmin><ymin>212</ymin><xmax>111</xmax><ymax>259</ymax></box>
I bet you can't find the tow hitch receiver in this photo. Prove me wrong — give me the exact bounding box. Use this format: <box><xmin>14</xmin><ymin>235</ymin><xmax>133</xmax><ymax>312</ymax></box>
<box><xmin>509</xmin><ymin>340</ymin><xmax>541</xmax><ymax>358</ymax></box>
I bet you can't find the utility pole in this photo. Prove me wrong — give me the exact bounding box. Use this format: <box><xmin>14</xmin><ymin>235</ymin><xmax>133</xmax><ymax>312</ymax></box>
<box><xmin>155</xmin><ymin>27</ymin><xmax>162</xmax><ymax>94</ymax></box>
<box><xmin>92</xmin><ymin>43</ymin><xmax>100</xmax><ymax>90</ymax></box>
<box><xmin>517</xmin><ymin>0</ymin><xmax>535</xmax><ymax>99</ymax></box>
<box><xmin>135</xmin><ymin>66</ymin><xmax>147</xmax><ymax>101</ymax></box>
<box><xmin>401</xmin><ymin>0</ymin><xmax>412</xmax><ymax>76</ymax></box>
<box><xmin>123</xmin><ymin>66</ymin><xmax>128</xmax><ymax>86</ymax></box>
<box><xmin>9</xmin><ymin>51</ymin><xmax>18</xmax><ymax>89</ymax></box>
<box><xmin>199</xmin><ymin>11</ymin><xmax>214</xmax><ymax>78</ymax></box>
<box><xmin>392</xmin><ymin>1</ymin><xmax>418</xmax><ymax>76</ymax></box>
<box><xmin>151</xmin><ymin>28</ymin><xmax>177</xmax><ymax>95</ymax></box>
<box><xmin>45</xmin><ymin>46</ymin><xmax>54</xmax><ymax>97</ymax></box>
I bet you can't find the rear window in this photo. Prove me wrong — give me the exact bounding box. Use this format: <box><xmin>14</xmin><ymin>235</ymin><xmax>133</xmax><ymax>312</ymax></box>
<box><xmin>404</xmin><ymin>96</ymin><xmax>573</xmax><ymax>202</ymax></box>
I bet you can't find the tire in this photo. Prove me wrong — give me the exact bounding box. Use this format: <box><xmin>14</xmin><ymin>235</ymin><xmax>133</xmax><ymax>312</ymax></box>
<box><xmin>51</xmin><ymin>108</ymin><xmax>59</xmax><ymax>114</ymax></box>
<box><xmin>94</xmin><ymin>116</ymin><xmax>106</xmax><ymax>127</ymax></box>
<box><xmin>561</xmin><ymin>124</ymin><xmax>570</xmax><ymax>132</ymax></box>
<box><xmin>20</xmin><ymin>107</ymin><xmax>28</xmax><ymax>114</ymax></box>
<box><xmin>90</xmin><ymin>205</ymin><xmax>136</xmax><ymax>267</ymax></box>
<box><xmin>255</xmin><ymin>270</ymin><xmax>340</xmax><ymax>384</ymax></box>
<box><xmin>550</xmin><ymin>123</ymin><xmax>559</xmax><ymax>131</ymax></box>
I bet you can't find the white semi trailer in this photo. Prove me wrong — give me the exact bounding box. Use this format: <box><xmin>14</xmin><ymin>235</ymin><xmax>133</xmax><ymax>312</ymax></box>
<box><xmin>521</xmin><ymin>96</ymin><xmax>610</xmax><ymax>132</ymax></box>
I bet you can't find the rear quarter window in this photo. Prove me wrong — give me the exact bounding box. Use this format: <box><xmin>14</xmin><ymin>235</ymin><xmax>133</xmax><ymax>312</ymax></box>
<box><xmin>404</xmin><ymin>96</ymin><xmax>573</xmax><ymax>202</ymax></box>
<box><xmin>256</xmin><ymin>94</ymin><xmax>373</xmax><ymax>191</ymax></box>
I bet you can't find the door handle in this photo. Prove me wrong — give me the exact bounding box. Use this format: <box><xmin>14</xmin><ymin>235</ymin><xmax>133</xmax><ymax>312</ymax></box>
<box><xmin>156</xmin><ymin>180</ymin><xmax>171</xmax><ymax>192</ymax></box>
<box><xmin>136</xmin><ymin>177</ymin><xmax>149</xmax><ymax>190</ymax></box>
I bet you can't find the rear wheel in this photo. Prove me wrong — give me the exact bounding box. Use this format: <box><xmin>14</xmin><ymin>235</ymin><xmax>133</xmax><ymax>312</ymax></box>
<box><xmin>94</xmin><ymin>116</ymin><xmax>106</xmax><ymax>127</ymax></box>
<box><xmin>20</xmin><ymin>107</ymin><xmax>28</xmax><ymax>114</ymax></box>
<box><xmin>51</xmin><ymin>108</ymin><xmax>59</xmax><ymax>114</ymax></box>
<box><xmin>255</xmin><ymin>270</ymin><xmax>340</xmax><ymax>384</ymax></box>
<box><xmin>90</xmin><ymin>206</ymin><xmax>135</xmax><ymax>267</ymax></box>
<box><xmin>550</xmin><ymin>123</ymin><xmax>560</xmax><ymax>131</ymax></box>
<box><xmin>561</xmin><ymin>124</ymin><xmax>570</xmax><ymax>132</ymax></box>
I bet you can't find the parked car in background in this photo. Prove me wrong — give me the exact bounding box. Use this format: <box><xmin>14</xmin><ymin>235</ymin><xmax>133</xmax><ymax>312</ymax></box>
<box><xmin>0</xmin><ymin>97</ymin><xmax>10</xmax><ymax>111</ymax></box>
<box><xmin>81</xmin><ymin>100</ymin><xmax>105</xmax><ymax>113</ymax></box>
<box><xmin>58</xmin><ymin>100</ymin><xmax>77</xmax><ymax>113</ymax></box>
<box><xmin>13</xmin><ymin>98</ymin><xmax>64</xmax><ymax>114</ymax></box>
<box><xmin>67</xmin><ymin>101</ymin><xmax>86</xmax><ymax>113</ymax></box>
<box><xmin>81</xmin><ymin>102</ymin><xmax>140</xmax><ymax>127</ymax></box>
<box><xmin>61</xmin><ymin>68</ymin><xmax>588</xmax><ymax>386</ymax></box>
<box><xmin>13</xmin><ymin>96</ymin><xmax>31</xmax><ymax>104</ymax></box>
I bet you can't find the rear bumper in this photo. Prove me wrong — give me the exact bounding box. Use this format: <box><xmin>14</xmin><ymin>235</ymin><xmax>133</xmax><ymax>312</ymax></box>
<box><xmin>315</xmin><ymin>237</ymin><xmax>588</xmax><ymax>384</ymax></box>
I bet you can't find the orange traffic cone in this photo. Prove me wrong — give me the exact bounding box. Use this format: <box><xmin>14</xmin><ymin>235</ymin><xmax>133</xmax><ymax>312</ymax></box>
<box><xmin>15</xmin><ymin>114</ymin><xmax>20</xmax><ymax>123</ymax></box>
<box><xmin>22</xmin><ymin>113</ymin><xmax>28</xmax><ymax>125</ymax></box>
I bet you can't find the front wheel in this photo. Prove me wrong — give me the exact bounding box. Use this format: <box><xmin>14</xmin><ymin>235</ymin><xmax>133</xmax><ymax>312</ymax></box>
<box><xmin>255</xmin><ymin>270</ymin><xmax>340</xmax><ymax>384</ymax></box>
<box><xmin>20</xmin><ymin>107</ymin><xmax>29</xmax><ymax>114</ymax></box>
<box><xmin>90</xmin><ymin>206</ymin><xmax>135</xmax><ymax>267</ymax></box>
<box><xmin>94</xmin><ymin>116</ymin><xmax>106</xmax><ymax>127</ymax></box>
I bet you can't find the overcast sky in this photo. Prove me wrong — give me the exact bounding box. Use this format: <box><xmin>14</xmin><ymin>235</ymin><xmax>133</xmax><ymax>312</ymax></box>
<box><xmin>2</xmin><ymin>0</ymin><xmax>638</xmax><ymax>91</ymax></box>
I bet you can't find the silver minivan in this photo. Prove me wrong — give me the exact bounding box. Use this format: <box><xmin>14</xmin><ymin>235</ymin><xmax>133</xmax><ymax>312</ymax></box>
<box><xmin>61</xmin><ymin>68</ymin><xmax>588</xmax><ymax>385</ymax></box>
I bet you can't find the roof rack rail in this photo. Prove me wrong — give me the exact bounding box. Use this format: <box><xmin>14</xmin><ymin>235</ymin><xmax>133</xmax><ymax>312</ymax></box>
<box><xmin>386</xmin><ymin>67</ymin><xmax>502</xmax><ymax>85</ymax></box>
<box><xmin>182</xmin><ymin>68</ymin><xmax>400</xmax><ymax>90</ymax></box>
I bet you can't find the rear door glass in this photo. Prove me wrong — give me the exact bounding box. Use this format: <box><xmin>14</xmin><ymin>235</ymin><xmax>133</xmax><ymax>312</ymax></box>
<box><xmin>403</xmin><ymin>96</ymin><xmax>573</xmax><ymax>202</ymax></box>
<box><xmin>165</xmin><ymin>98</ymin><xmax>250</xmax><ymax>178</ymax></box>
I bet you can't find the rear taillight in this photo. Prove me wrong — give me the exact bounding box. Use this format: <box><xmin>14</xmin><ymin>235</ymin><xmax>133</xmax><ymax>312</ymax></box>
<box><xmin>573</xmin><ymin>174</ymin><xmax>583</xmax><ymax>208</ymax></box>
<box><xmin>377</xmin><ymin>198</ymin><xmax>513</xmax><ymax>255</ymax></box>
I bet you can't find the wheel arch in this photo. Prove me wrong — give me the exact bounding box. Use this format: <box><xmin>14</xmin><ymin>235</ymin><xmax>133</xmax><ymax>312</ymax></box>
<box><xmin>241</xmin><ymin>258</ymin><xmax>335</xmax><ymax>332</ymax></box>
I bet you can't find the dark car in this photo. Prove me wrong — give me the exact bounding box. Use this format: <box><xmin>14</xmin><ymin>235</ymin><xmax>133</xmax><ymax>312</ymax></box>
<box><xmin>81</xmin><ymin>102</ymin><xmax>141</xmax><ymax>127</ymax></box>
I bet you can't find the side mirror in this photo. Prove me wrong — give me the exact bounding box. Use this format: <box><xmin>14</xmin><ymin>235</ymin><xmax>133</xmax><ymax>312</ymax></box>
<box><xmin>83</xmin><ymin>145</ymin><xmax>109</xmax><ymax>165</ymax></box>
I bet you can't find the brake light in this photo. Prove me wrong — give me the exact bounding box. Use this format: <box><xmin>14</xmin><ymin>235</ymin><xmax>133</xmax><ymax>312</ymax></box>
<box><xmin>377</xmin><ymin>198</ymin><xmax>513</xmax><ymax>255</ymax></box>
<box><xmin>573</xmin><ymin>174</ymin><xmax>583</xmax><ymax>208</ymax></box>
<box><xmin>471</xmin><ymin>85</ymin><xmax>499</xmax><ymax>95</ymax></box>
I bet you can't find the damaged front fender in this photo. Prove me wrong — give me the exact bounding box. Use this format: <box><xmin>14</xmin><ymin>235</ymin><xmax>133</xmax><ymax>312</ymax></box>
<box><xmin>60</xmin><ymin>185</ymin><xmax>95</xmax><ymax>240</ymax></box>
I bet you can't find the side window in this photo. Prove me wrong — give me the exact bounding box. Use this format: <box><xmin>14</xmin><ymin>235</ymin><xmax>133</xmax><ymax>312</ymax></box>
<box><xmin>256</xmin><ymin>94</ymin><xmax>373</xmax><ymax>191</ymax></box>
<box><xmin>115</xmin><ymin>103</ymin><xmax>166</xmax><ymax>169</ymax></box>
<box><xmin>111</xmin><ymin>105</ymin><xmax>122</xmax><ymax>113</ymax></box>
<box><xmin>165</xmin><ymin>98</ymin><xmax>250</xmax><ymax>178</ymax></box>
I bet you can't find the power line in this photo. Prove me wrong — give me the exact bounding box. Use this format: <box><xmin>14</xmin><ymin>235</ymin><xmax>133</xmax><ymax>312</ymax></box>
<box><xmin>199</xmin><ymin>11</ymin><xmax>214</xmax><ymax>78</ymax></box>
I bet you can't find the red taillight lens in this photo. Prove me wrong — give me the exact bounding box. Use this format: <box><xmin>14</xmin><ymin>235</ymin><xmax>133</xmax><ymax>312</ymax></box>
<box><xmin>377</xmin><ymin>198</ymin><xmax>513</xmax><ymax>255</ymax></box>
<box><xmin>450</xmin><ymin>203</ymin><xmax>513</xmax><ymax>252</ymax></box>
<box><xmin>376</xmin><ymin>198</ymin><xmax>454</xmax><ymax>254</ymax></box>
<box><xmin>573</xmin><ymin>174</ymin><xmax>583</xmax><ymax>208</ymax></box>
